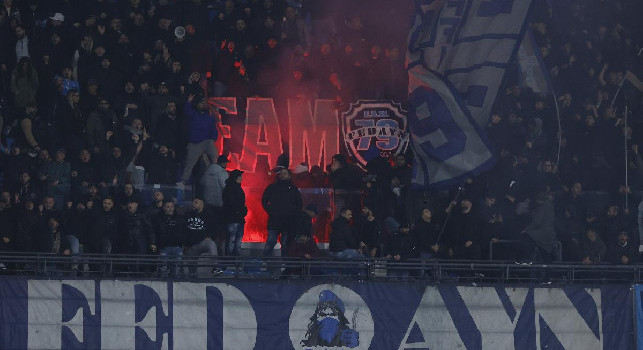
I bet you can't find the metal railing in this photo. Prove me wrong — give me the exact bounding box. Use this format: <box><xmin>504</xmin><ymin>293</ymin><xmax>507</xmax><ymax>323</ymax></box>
<box><xmin>0</xmin><ymin>252</ymin><xmax>640</xmax><ymax>285</ymax></box>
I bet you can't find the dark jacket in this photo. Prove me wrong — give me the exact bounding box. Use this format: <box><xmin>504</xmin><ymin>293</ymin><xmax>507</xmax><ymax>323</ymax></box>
<box><xmin>222</xmin><ymin>180</ymin><xmax>247</xmax><ymax>224</ymax></box>
<box><xmin>261</xmin><ymin>179</ymin><xmax>302</xmax><ymax>230</ymax></box>
<box><xmin>606</xmin><ymin>241</ymin><xmax>638</xmax><ymax>264</ymax></box>
<box><xmin>413</xmin><ymin>218</ymin><xmax>443</xmax><ymax>255</ymax></box>
<box><xmin>120</xmin><ymin>211</ymin><xmax>149</xmax><ymax>253</ymax></box>
<box><xmin>88</xmin><ymin>208</ymin><xmax>119</xmax><ymax>251</ymax></box>
<box><xmin>356</xmin><ymin>217</ymin><xmax>381</xmax><ymax>253</ymax></box>
<box><xmin>581</xmin><ymin>236</ymin><xmax>607</xmax><ymax>263</ymax></box>
<box><xmin>184</xmin><ymin>102</ymin><xmax>217</xmax><ymax>143</ymax></box>
<box><xmin>184</xmin><ymin>209</ymin><xmax>211</xmax><ymax>246</ymax></box>
<box><xmin>387</xmin><ymin>231</ymin><xmax>414</xmax><ymax>260</ymax></box>
<box><xmin>287</xmin><ymin>235</ymin><xmax>323</xmax><ymax>258</ymax></box>
<box><xmin>39</xmin><ymin>230</ymin><xmax>71</xmax><ymax>254</ymax></box>
<box><xmin>329</xmin><ymin>217</ymin><xmax>357</xmax><ymax>252</ymax></box>
<box><xmin>152</xmin><ymin>212</ymin><xmax>185</xmax><ymax>248</ymax></box>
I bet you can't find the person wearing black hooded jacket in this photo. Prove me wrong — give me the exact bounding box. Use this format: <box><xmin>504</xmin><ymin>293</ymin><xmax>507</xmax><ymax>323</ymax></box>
<box><xmin>261</xmin><ymin>167</ymin><xmax>302</xmax><ymax>256</ymax></box>
<box><xmin>223</xmin><ymin>170</ymin><xmax>247</xmax><ymax>256</ymax></box>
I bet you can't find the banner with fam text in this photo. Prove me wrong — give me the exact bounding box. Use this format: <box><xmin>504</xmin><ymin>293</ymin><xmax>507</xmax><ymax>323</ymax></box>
<box><xmin>209</xmin><ymin>98</ymin><xmax>409</xmax><ymax>173</ymax></box>
<box><xmin>0</xmin><ymin>278</ymin><xmax>633</xmax><ymax>350</ymax></box>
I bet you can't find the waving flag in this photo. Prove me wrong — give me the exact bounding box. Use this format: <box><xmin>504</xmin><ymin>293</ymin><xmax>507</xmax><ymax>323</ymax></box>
<box><xmin>407</xmin><ymin>0</ymin><xmax>533</xmax><ymax>188</ymax></box>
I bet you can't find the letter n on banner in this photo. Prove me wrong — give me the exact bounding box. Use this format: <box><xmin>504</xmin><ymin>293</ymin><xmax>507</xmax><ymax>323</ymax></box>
<box><xmin>288</xmin><ymin>99</ymin><xmax>339</xmax><ymax>168</ymax></box>
<box><xmin>239</xmin><ymin>98</ymin><xmax>283</xmax><ymax>173</ymax></box>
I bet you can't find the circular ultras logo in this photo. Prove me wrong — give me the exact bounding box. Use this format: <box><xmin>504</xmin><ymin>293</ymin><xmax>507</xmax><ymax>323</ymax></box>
<box><xmin>289</xmin><ymin>284</ymin><xmax>374</xmax><ymax>349</ymax></box>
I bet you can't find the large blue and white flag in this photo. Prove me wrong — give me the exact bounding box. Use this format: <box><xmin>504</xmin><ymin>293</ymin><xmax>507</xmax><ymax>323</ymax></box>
<box><xmin>517</xmin><ymin>29</ymin><xmax>552</xmax><ymax>94</ymax></box>
<box><xmin>407</xmin><ymin>0</ymin><xmax>533</xmax><ymax>188</ymax></box>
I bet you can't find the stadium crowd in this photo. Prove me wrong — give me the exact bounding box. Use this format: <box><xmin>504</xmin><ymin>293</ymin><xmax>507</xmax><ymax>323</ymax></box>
<box><xmin>0</xmin><ymin>0</ymin><xmax>641</xmax><ymax>276</ymax></box>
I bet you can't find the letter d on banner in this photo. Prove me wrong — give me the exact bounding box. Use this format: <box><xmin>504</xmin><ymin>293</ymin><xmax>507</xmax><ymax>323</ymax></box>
<box><xmin>173</xmin><ymin>283</ymin><xmax>257</xmax><ymax>349</ymax></box>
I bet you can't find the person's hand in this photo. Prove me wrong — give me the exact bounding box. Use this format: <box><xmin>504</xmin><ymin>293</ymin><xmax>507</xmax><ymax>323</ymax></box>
<box><xmin>394</xmin><ymin>254</ymin><xmax>401</xmax><ymax>261</ymax></box>
<box><xmin>143</xmin><ymin>128</ymin><xmax>150</xmax><ymax>141</ymax></box>
<box><xmin>81</xmin><ymin>181</ymin><xmax>88</xmax><ymax>187</ymax></box>
<box><xmin>73</xmin><ymin>22</ymin><xmax>80</xmax><ymax>28</ymax></box>
<box><xmin>2</xmin><ymin>237</ymin><xmax>9</xmax><ymax>244</ymax></box>
<box><xmin>370</xmin><ymin>248</ymin><xmax>377</xmax><ymax>258</ymax></box>
<box><xmin>431</xmin><ymin>244</ymin><xmax>439</xmax><ymax>253</ymax></box>
<box><xmin>132</xmin><ymin>134</ymin><xmax>140</xmax><ymax>143</ymax></box>
<box><xmin>106</xmin><ymin>130</ymin><xmax>114</xmax><ymax>140</ymax></box>
<box><xmin>40</xmin><ymin>175</ymin><xmax>48</xmax><ymax>181</ymax></box>
<box><xmin>98</xmin><ymin>25</ymin><xmax>106</xmax><ymax>35</ymax></box>
<box><xmin>304</xmin><ymin>253</ymin><xmax>311</xmax><ymax>259</ymax></box>
<box><xmin>621</xmin><ymin>255</ymin><xmax>629</xmax><ymax>264</ymax></box>
<box><xmin>38</xmin><ymin>204</ymin><xmax>44</xmax><ymax>213</ymax></box>
<box><xmin>112</xmin><ymin>175</ymin><xmax>118</xmax><ymax>185</ymax></box>
<box><xmin>491</xmin><ymin>238</ymin><xmax>499</xmax><ymax>244</ymax></box>
<box><xmin>581</xmin><ymin>257</ymin><xmax>591</xmax><ymax>264</ymax></box>
<box><xmin>0</xmin><ymin>64</ymin><xmax>6</xmax><ymax>72</ymax></box>
<box><xmin>126</xmin><ymin>103</ymin><xmax>138</xmax><ymax>109</ymax></box>
<box><xmin>385</xmin><ymin>254</ymin><xmax>391</xmax><ymax>259</ymax></box>
<box><xmin>218</xmin><ymin>12</ymin><xmax>225</xmax><ymax>21</ymax></box>
<box><xmin>187</xmin><ymin>94</ymin><xmax>195</xmax><ymax>103</ymax></box>
<box><xmin>63</xmin><ymin>249</ymin><xmax>71</xmax><ymax>256</ymax></box>
<box><xmin>465</xmin><ymin>240</ymin><xmax>473</xmax><ymax>248</ymax></box>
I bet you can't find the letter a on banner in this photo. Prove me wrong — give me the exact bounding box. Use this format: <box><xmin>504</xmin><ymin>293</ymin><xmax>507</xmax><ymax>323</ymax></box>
<box><xmin>239</xmin><ymin>98</ymin><xmax>283</xmax><ymax>173</ymax></box>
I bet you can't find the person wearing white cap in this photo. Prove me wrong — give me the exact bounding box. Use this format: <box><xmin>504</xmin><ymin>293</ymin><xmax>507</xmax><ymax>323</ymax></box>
<box><xmin>49</xmin><ymin>13</ymin><xmax>65</xmax><ymax>23</ymax></box>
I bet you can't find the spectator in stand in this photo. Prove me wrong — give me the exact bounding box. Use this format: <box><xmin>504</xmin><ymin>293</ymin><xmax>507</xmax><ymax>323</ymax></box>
<box><xmin>151</xmin><ymin>201</ymin><xmax>185</xmax><ymax>277</ymax></box>
<box><xmin>179</xmin><ymin>94</ymin><xmax>218</xmax><ymax>186</ymax></box>
<box><xmin>355</xmin><ymin>206</ymin><xmax>382</xmax><ymax>258</ymax></box>
<box><xmin>38</xmin><ymin>147</ymin><xmax>70</xmax><ymax>196</ymax></box>
<box><xmin>262</xmin><ymin>167</ymin><xmax>302</xmax><ymax>256</ymax></box>
<box><xmin>87</xmin><ymin>197</ymin><xmax>119</xmax><ymax>255</ymax></box>
<box><xmin>38</xmin><ymin>216</ymin><xmax>72</xmax><ymax>257</ymax></box>
<box><xmin>183</xmin><ymin>197</ymin><xmax>220</xmax><ymax>277</ymax></box>
<box><xmin>414</xmin><ymin>208</ymin><xmax>451</xmax><ymax>260</ymax></box>
<box><xmin>119</xmin><ymin>200</ymin><xmax>150</xmax><ymax>255</ymax></box>
<box><xmin>606</xmin><ymin>231</ymin><xmax>638</xmax><ymax>265</ymax></box>
<box><xmin>14</xmin><ymin>200</ymin><xmax>38</xmax><ymax>253</ymax></box>
<box><xmin>201</xmin><ymin>154</ymin><xmax>229</xmax><ymax>210</ymax></box>
<box><xmin>329</xmin><ymin>208</ymin><xmax>362</xmax><ymax>260</ymax></box>
<box><xmin>384</xmin><ymin>219</ymin><xmax>414</xmax><ymax>277</ymax></box>
<box><xmin>447</xmin><ymin>197</ymin><xmax>481</xmax><ymax>260</ymax></box>
<box><xmin>580</xmin><ymin>228</ymin><xmax>607</xmax><ymax>265</ymax></box>
<box><xmin>143</xmin><ymin>145</ymin><xmax>177</xmax><ymax>185</ymax></box>
<box><xmin>70</xmin><ymin>149</ymin><xmax>98</xmax><ymax>200</ymax></box>
<box><xmin>11</xmin><ymin>171</ymin><xmax>40</xmax><ymax>205</ymax></box>
<box><xmin>152</xmin><ymin>101</ymin><xmax>180</xmax><ymax>152</ymax></box>
<box><xmin>222</xmin><ymin>169</ymin><xmax>247</xmax><ymax>256</ymax></box>
<box><xmin>115</xmin><ymin>182</ymin><xmax>143</xmax><ymax>210</ymax></box>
